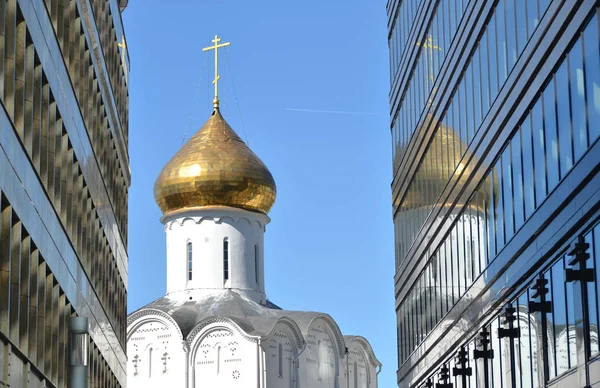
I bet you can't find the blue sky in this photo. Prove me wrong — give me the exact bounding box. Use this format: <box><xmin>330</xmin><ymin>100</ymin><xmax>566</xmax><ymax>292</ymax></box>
<box><xmin>123</xmin><ymin>0</ymin><xmax>395</xmax><ymax>385</ymax></box>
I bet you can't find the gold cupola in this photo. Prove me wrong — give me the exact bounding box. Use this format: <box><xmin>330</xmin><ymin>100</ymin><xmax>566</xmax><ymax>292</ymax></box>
<box><xmin>153</xmin><ymin>107</ymin><xmax>277</xmax><ymax>217</ymax></box>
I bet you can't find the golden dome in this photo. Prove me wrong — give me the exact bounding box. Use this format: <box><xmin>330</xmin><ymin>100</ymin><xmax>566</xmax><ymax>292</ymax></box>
<box><xmin>400</xmin><ymin>115</ymin><xmax>494</xmax><ymax>212</ymax></box>
<box><xmin>154</xmin><ymin>108</ymin><xmax>276</xmax><ymax>217</ymax></box>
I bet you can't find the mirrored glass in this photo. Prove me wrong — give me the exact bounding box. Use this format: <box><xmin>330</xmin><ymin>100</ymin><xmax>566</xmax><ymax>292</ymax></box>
<box><xmin>505</xmin><ymin>0</ymin><xmax>518</xmax><ymax>69</ymax></box>
<box><xmin>593</xmin><ymin>223</ymin><xmax>600</xmax><ymax>356</ymax></box>
<box><xmin>487</xmin><ymin>17</ymin><xmax>499</xmax><ymax>102</ymax></box>
<box><xmin>585</xmin><ymin>231</ymin><xmax>599</xmax><ymax>355</ymax></box>
<box><xmin>543</xmin><ymin>79</ymin><xmax>559</xmax><ymax>192</ymax></box>
<box><xmin>526</xmin><ymin>0</ymin><xmax>539</xmax><ymax>37</ymax></box>
<box><xmin>555</xmin><ymin>62</ymin><xmax>574</xmax><ymax>177</ymax></box>
<box><xmin>465</xmin><ymin>65</ymin><xmax>475</xmax><ymax>141</ymax></box>
<box><xmin>569</xmin><ymin>39</ymin><xmax>588</xmax><ymax>161</ymax></box>
<box><xmin>531</xmin><ymin>100</ymin><xmax>547</xmax><ymax>206</ymax></box>
<box><xmin>496</xmin><ymin>0</ymin><xmax>509</xmax><ymax>85</ymax></box>
<box><xmin>472</xmin><ymin>49</ymin><xmax>483</xmax><ymax>128</ymax></box>
<box><xmin>480</xmin><ymin>31</ymin><xmax>491</xmax><ymax>114</ymax></box>
<box><xmin>565</xmin><ymin>263</ymin><xmax>578</xmax><ymax>370</ymax></box>
<box><xmin>583</xmin><ymin>14</ymin><xmax>600</xmax><ymax>144</ymax></box>
<box><xmin>550</xmin><ymin>260</ymin><xmax>567</xmax><ymax>378</ymax></box>
<box><xmin>512</xmin><ymin>132</ymin><xmax>525</xmax><ymax>230</ymax></box>
<box><xmin>515</xmin><ymin>0</ymin><xmax>528</xmax><ymax>53</ymax></box>
<box><xmin>494</xmin><ymin>162</ymin><xmax>505</xmax><ymax>251</ymax></box>
<box><xmin>502</xmin><ymin>147</ymin><xmax>514</xmax><ymax>240</ymax></box>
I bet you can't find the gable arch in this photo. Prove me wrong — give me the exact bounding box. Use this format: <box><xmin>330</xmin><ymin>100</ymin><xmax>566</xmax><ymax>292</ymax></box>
<box><xmin>127</xmin><ymin>308</ymin><xmax>184</xmax><ymax>342</ymax></box>
<box><xmin>345</xmin><ymin>336</ymin><xmax>382</xmax><ymax>369</ymax></box>
<box><xmin>307</xmin><ymin>314</ymin><xmax>347</xmax><ymax>358</ymax></box>
<box><xmin>266</xmin><ymin>317</ymin><xmax>305</xmax><ymax>352</ymax></box>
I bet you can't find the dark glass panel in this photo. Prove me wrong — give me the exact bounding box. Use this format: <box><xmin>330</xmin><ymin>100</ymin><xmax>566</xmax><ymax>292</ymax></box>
<box><xmin>569</xmin><ymin>39</ymin><xmax>588</xmax><ymax>161</ymax></box>
<box><xmin>543</xmin><ymin>79</ymin><xmax>560</xmax><ymax>192</ymax></box>
<box><xmin>550</xmin><ymin>261</ymin><xmax>567</xmax><ymax>378</ymax></box>
<box><xmin>583</xmin><ymin>14</ymin><xmax>600</xmax><ymax>144</ymax></box>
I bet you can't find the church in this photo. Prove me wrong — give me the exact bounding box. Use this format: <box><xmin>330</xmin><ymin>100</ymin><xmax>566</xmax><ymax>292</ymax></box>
<box><xmin>126</xmin><ymin>36</ymin><xmax>380</xmax><ymax>388</ymax></box>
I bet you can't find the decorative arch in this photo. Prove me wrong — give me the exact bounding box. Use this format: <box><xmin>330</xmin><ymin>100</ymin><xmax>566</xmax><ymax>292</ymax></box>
<box><xmin>307</xmin><ymin>314</ymin><xmax>347</xmax><ymax>358</ymax></box>
<box><xmin>237</xmin><ymin>217</ymin><xmax>252</xmax><ymax>226</ymax></box>
<box><xmin>127</xmin><ymin>308</ymin><xmax>184</xmax><ymax>342</ymax></box>
<box><xmin>266</xmin><ymin>317</ymin><xmax>305</xmax><ymax>352</ymax></box>
<box><xmin>345</xmin><ymin>336</ymin><xmax>382</xmax><ymax>368</ymax></box>
<box><xmin>187</xmin><ymin>317</ymin><xmax>258</xmax><ymax>350</ymax></box>
<box><xmin>215</xmin><ymin>216</ymin><xmax>236</xmax><ymax>225</ymax></box>
<box><xmin>181</xmin><ymin>217</ymin><xmax>196</xmax><ymax>226</ymax></box>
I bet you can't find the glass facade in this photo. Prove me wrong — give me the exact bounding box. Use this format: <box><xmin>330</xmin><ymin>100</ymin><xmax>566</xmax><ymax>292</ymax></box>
<box><xmin>0</xmin><ymin>0</ymin><xmax>129</xmax><ymax>386</ymax></box>
<box><xmin>389</xmin><ymin>0</ymin><xmax>600</xmax><ymax>387</ymax></box>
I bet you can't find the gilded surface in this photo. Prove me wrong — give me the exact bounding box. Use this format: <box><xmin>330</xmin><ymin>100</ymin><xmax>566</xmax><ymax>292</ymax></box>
<box><xmin>401</xmin><ymin>115</ymin><xmax>494</xmax><ymax>211</ymax></box>
<box><xmin>154</xmin><ymin>108</ymin><xmax>276</xmax><ymax>216</ymax></box>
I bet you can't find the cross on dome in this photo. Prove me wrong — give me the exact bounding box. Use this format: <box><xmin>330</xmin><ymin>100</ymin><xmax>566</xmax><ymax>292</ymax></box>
<box><xmin>202</xmin><ymin>34</ymin><xmax>231</xmax><ymax>108</ymax></box>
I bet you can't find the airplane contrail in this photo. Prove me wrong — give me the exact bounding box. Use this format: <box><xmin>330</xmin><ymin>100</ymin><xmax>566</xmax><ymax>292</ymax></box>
<box><xmin>282</xmin><ymin>108</ymin><xmax>380</xmax><ymax>116</ymax></box>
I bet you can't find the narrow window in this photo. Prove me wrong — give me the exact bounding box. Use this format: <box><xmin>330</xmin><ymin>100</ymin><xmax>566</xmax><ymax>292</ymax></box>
<box><xmin>148</xmin><ymin>347</ymin><xmax>153</xmax><ymax>378</ymax></box>
<box><xmin>187</xmin><ymin>242</ymin><xmax>193</xmax><ymax>280</ymax></box>
<box><xmin>354</xmin><ymin>361</ymin><xmax>358</xmax><ymax>387</ymax></box>
<box><xmin>278</xmin><ymin>343</ymin><xmax>283</xmax><ymax>377</ymax></box>
<box><xmin>217</xmin><ymin>345</ymin><xmax>221</xmax><ymax>375</ymax></box>
<box><xmin>223</xmin><ymin>238</ymin><xmax>229</xmax><ymax>282</ymax></box>
<box><xmin>317</xmin><ymin>340</ymin><xmax>322</xmax><ymax>380</ymax></box>
<box><xmin>254</xmin><ymin>244</ymin><xmax>259</xmax><ymax>285</ymax></box>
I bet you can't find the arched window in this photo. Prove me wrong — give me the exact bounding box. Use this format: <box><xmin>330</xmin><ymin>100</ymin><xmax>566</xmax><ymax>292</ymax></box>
<box><xmin>278</xmin><ymin>343</ymin><xmax>283</xmax><ymax>378</ymax></box>
<box><xmin>254</xmin><ymin>244</ymin><xmax>259</xmax><ymax>285</ymax></box>
<box><xmin>223</xmin><ymin>238</ymin><xmax>229</xmax><ymax>282</ymax></box>
<box><xmin>187</xmin><ymin>242</ymin><xmax>193</xmax><ymax>280</ymax></box>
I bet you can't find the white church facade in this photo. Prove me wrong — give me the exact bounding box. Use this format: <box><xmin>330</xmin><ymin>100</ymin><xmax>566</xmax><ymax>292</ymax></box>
<box><xmin>127</xmin><ymin>37</ymin><xmax>380</xmax><ymax>388</ymax></box>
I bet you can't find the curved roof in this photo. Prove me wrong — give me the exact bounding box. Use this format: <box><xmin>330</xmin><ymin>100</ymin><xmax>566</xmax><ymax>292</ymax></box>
<box><xmin>128</xmin><ymin>290</ymin><xmax>319</xmax><ymax>339</ymax></box>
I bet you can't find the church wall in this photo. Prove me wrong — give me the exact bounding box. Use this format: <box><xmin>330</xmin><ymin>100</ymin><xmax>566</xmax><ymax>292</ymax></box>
<box><xmin>346</xmin><ymin>340</ymin><xmax>376</xmax><ymax>388</ymax></box>
<box><xmin>189</xmin><ymin>322</ymin><xmax>259</xmax><ymax>388</ymax></box>
<box><xmin>297</xmin><ymin>318</ymin><xmax>343</xmax><ymax>388</ymax></box>
<box><xmin>263</xmin><ymin>323</ymin><xmax>298</xmax><ymax>388</ymax></box>
<box><xmin>127</xmin><ymin>317</ymin><xmax>185</xmax><ymax>388</ymax></box>
<box><xmin>164</xmin><ymin>208</ymin><xmax>267</xmax><ymax>302</ymax></box>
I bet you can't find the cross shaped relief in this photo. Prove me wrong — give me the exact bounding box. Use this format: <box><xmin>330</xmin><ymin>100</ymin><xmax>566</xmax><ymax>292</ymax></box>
<box><xmin>162</xmin><ymin>352</ymin><xmax>170</xmax><ymax>374</ymax></box>
<box><xmin>132</xmin><ymin>354</ymin><xmax>141</xmax><ymax>376</ymax></box>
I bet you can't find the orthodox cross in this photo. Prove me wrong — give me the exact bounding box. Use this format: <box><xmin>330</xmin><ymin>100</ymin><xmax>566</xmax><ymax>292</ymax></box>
<box><xmin>161</xmin><ymin>352</ymin><xmax>170</xmax><ymax>374</ymax></box>
<box><xmin>566</xmin><ymin>236</ymin><xmax>595</xmax><ymax>388</ymax></box>
<box><xmin>202</xmin><ymin>35</ymin><xmax>231</xmax><ymax>108</ymax></box>
<box><xmin>132</xmin><ymin>354</ymin><xmax>141</xmax><ymax>376</ymax></box>
<box><xmin>529</xmin><ymin>274</ymin><xmax>551</xmax><ymax>384</ymax></box>
<box><xmin>498</xmin><ymin>304</ymin><xmax>520</xmax><ymax>388</ymax></box>
<box><xmin>452</xmin><ymin>346</ymin><xmax>472</xmax><ymax>388</ymax></box>
<box><xmin>436</xmin><ymin>364</ymin><xmax>453</xmax><ymax>388</ymax></box>
<box><xmin>473</xmin><ymin>327</ymin><xmax>494</xmax><ymax>388</ymax></box>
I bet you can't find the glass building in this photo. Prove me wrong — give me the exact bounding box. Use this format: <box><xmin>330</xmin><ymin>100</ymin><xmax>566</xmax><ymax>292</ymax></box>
<box><xmin>388</xmin><ymin>0</ymin><xmax>600</xmax><ymax>387</ymax></box>
<box><xmin>0</xmin><ymin>0</ymin><xmax>129</xmax><ymax>386</ymax></box>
